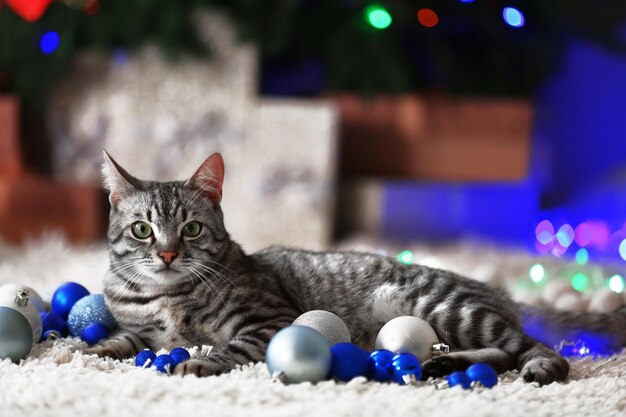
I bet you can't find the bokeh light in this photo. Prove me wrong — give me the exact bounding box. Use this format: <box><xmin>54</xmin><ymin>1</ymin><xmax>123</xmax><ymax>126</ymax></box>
<box><xmin>556</xmin><ymin>224</ymin><xmax>575</xmax><ymax>247</ymax></box>
<box><xmin>417</xmin><ymin>9</ymin><xmax>439</xmax><ymax>28</ymax></box>
<box><xmin>535</xmin><ymin>220</ymin><xmax>554</xmax><ymax>245</ymax></box>
<box><xmin>366</xmin><ymin>5</ymin><xmax>392</xmax><ymax>30</ymax></box>
<box><xmin>571</xmin><ymin>273</ymin><xmax>589</xmax><ymax>292</ymax></box>
<box><xmin>574</xmin><ymin>223</ymin><xmax>592</xmax><ymax>247</ymax></box>
<box><xmin>619</xmin><ymin>239</ymin><xmax>626</xmax><ymax>261</ymax></box>
<box><xmin>575</xmin><ymin>248</ymin><xmax>589</xmax><ymax>265</ymax></box>
<box><xmin>529</xmin><ymin>264</ymin><xmax>545</xmax><ymax>284</ymax></box>
<box><xmin>397</xmin><ymin>250</ymin><xmax>413</xmax><ymax>265</ymax></box>
<box><xmin>609</xmin><ymin>275</ymin><xmax>625</xmax><ymax>293</ymax></box>
<box><xmin>40</xmin><ymin>31</ymin><xmax>60</xmax><ymax>55</ymax></box>
<box><xmin>589</xmin><ymin>221</ymin><xmax>610</xmax><ymax>249</ymax></box>
<box><xmin>503</xmin><ymin>7</ymin><xmax>525</xmax><ymax>28</ymax></box>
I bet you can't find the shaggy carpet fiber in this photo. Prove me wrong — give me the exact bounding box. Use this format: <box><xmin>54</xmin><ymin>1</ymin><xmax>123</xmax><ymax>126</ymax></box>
<box><xmin>0</xmin><ymin>236</ymin><xmax>625</xmax><ymax>417</ymax></box>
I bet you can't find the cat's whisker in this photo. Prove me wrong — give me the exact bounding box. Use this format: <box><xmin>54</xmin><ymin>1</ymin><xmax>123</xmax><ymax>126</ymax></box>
<box><xmin>185</xmin><ymin>260</ymin><xmax>235</xmax><ymax>288</ymax></box>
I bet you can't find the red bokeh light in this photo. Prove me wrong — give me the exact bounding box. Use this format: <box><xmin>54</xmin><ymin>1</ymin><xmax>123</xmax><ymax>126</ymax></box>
<box><xmin>417</xmin><ymin>9</ymin><xmax>439</xmax><ymax>28</ymax></box>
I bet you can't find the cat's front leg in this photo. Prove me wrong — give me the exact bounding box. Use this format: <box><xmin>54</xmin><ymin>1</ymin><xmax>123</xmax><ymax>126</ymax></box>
<box><xmin>173</xmin><ymin>332</ymin><xmax>270</xmax><ymax>377</ymax></box>
<box><xmin>84</xmin><ymin>329</ymin><xmax>148</xmax><ymax>359</ymax></box>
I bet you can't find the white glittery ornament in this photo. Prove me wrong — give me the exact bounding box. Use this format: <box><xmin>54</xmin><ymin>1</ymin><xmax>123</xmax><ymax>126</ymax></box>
<box><xmin>375</xmin><ymin>316</ymin><xmax>439</xmax><ymax>363</ymax></box>
<box><xmin>292</xmin><ymin>310</ymin><xmax>351</xmax><ymax>344</ymax></box>
<box><xmin>0</xmin><ymin>287</ymin><xmax>43</xmax><ymax>344</ymax></box>
<box><xmin>0</xmin><ymin>283</ymin><xmax>46</xmax><ymax>312</ymax></box>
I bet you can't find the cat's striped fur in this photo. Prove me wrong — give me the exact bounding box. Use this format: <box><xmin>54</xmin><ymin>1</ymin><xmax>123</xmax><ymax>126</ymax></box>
<box><xmin>89</xmin><ymin>151</ymin><xmax>625</xmax><ymax>384</ymax></box>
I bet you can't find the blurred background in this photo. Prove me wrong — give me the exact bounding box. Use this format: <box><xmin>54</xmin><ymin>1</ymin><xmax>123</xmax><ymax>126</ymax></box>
<box><xmin>2</xmin><ymin>0</ymin><xmax>626</xmax><ymax>322</ymax></box>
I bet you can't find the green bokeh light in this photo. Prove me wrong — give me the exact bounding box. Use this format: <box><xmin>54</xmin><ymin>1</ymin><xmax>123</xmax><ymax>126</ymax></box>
<box><xmin>366</xmin><ymin>5</ymin><xmax>392</xmax><ymax>29</ymax></box>
<box><xmin>529</xmin><ymin>264</ymin><xmax>545</xmax><ymax>284</ymax></box>
<box><xmin>397</xmin><ymin>250</ymin><xmax>413</xmax><ymax>265</ymax></box>
<box><xmin>575</xmin><ymin>248</ymin><xmax>589</xmax><ymax>265</ymax></box>
<box><xmin>571</xmin><ymin>273</ymin><xmax>589</xmax><ymax>292</ymax></box>
<box><xmin>609</xmin><ymin>274</ymin><xmax>625</xmax><ymax>293</ymax></box>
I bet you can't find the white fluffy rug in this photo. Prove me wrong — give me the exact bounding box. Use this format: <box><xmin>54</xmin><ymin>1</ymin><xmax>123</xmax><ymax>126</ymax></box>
<box><xmin>1</xmin><ymin>236</ymin><xmax>625</xmax><ymax>417</ymax></box>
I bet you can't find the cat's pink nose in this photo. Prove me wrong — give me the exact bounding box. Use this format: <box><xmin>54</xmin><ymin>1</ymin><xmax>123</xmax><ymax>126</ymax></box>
<box><xmin>159</xmin><ymin>251</ymin><xmax>178</xmax><ymax>265</ymax></box>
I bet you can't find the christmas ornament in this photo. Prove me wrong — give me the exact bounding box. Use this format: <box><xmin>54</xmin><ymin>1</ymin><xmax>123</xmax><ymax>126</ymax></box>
<box><xmin>292</xmin><ymin>310</ymin><xmax>351</xmax><ymax>344</ymax></box>
<box><xmin>446</xmin><ymin>371</ymin><xmax>471</xmax><ymax>389</ymax></box>
<box><xmin>81</xmin><ymin>323</ymin><xmax>109</xmax><ymax>345</ymax></box>
<box><xmin>42</xmin><ymin>330</ymin><xmax>62</xmax><ymax>341</ymax></box>
<box><xmin>329</xmin><ymin>343</ymin><xmax>370</xmax><ymax>382</ymax></box>
<box><xmin>67</xmin><ymin>294</ymin><xmax>117</xmax><ymax>337</ymax></box>
<box><xmin>0</xmin><ymin>283</ymin><xmax>46</xmax><ymax>311</ymax></box>
<box><xmin>266</xmin><ymin>326</ymin><xmax>331</xmax><ymax>384</ymax></box>
<box><xmin>40</xmin><ymin>311</ymin><xmax>67</xmax><ymax>341</ymax></box>
<box><xmin>5</xmin><ymin>0</ymin><xmax>53</xmax><ymax>22</ymax></box>
<box><xmin>0</xmin><ymin>306</ymin><xmax>34</xmax><ymax>362</ymax></box>
<box><xmin>367</xmin><ymin>349</ymin><xmax>395</xmax><ymax>382</ymax></box>
<box><xmin>169</xmin><ymin>347</ymin><xmax>191</xmax><ymax>366</ymax></box>
<box><xmin>465</xmin><ymin>363</ymin><xmax>498</xmax><ymax>388</ymax></box>
<box><xmin>153</xmin><ymin>354</ymin><xmax>176</xmax><ymax>374</ymax></box>
<box><xmin>374</xmin><ymin>316</ymin><xmax>439</xmax><ymax>362</ymax></box>
<box><xmin>135</xmin><ymin>350</ymin><xmax>157</xmax><ymax>368</ymax></box>
<box><xmin>51</xmin><ymin>282</ymin><xmax>90</xmax><ymax>320</ymax></box>
<box><xmin>390</xmin><ymin>353</ymin><xmax>422</xmax><ymax>385</ymax></box>
<box><xmin>0</xmin><ymin>287</ymin><xmax>43</xmax><ymax>344</ymax></box>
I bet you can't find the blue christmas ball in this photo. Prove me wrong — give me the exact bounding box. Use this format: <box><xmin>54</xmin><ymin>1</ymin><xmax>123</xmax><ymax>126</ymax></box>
<box><xmin>446</xmin><ymin>371</ymin><xmax>471</xmax><ymax>389</ymax></box>
<box><xmin>153</xmin><ymin>354</ymin><xmax>176</xmax><ymax>374</ymax></box>
<box><xmin>329</xmin><ymin>343</ymin><xmax>370</xmax><ymax>382</ymax></box>
<box><xmin>266</xmin><ymin>326</ymin><xmax>331</xmax><ymax>384</ymax></box>
<box><xmin>368</xmin><ymin>349</ymin><xmax>395</xmax><ymax>382</ymax></box>
<box><xmin>169</xmin><ymin>347</ymin><xmax>191</xmax><ymax>365</ymax></box>
<box><xmin>67</xmin><ymin>294</ymin><xmax>117</xmax><ymax>337</ymax></box>
<box><xmin>51</xmin><ymin>282</ymin><xmax>90</xmax><ymax>320</ymax></box>
<box><xmin>391</xmin><ymin>353</ymin><xmax>422</xmax><ymax>385</ymax></box>
<box><xmin>465</xmin><ymin>363</ymin><xmax>498</xmax><ymax>388</ymax></box>
<box><xmin>39</xmin><ymin>311</ymin><xmax>67</xmax><ymax>341</ymax></box>
<box><xmin>135</xmin><ymin>350</ymin><xmax>157</xmax><ymax>368</ymax></box>
<box><xmin>81</xmin><ymin>323</ymin><xmax>110</xmax><ymax>346</ymax></box>
<box><xmin>0</xmin><ymin>306</ymin><xmax>34</xmax><ymax>363</ymax></box>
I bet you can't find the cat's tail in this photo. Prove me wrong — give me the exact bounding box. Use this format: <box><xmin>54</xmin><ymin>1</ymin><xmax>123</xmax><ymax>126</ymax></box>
<box><xmin>517</xmin><ymin>302</ymin><xmax>626</xmax><ymax>351</ymax></box>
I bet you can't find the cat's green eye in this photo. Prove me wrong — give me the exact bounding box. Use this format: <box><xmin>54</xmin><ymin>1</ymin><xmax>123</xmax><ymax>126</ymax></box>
<box><xmin>182</xmin><ymin>221</ymin><xmax>202</xmax><ymax>238</ymax></box>
<box><xmin>131</xmin><ymin>222</ymin><xmax>153</xmax><ymax>239</ymax></box>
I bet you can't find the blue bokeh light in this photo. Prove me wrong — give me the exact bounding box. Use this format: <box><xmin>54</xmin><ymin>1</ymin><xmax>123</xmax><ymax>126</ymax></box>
<box><xmin>40</xmin><ymin>31</ymin><xmax>60</xmax><ymax>55</ymax></box>
<box><xmin>460</xmin><ymin>0</ymin><xmax>476</xmax><ymax>3</ymax></box>
<box><xmin>503</xmin><ymin>7</ymin><xmax>525</xmax><ymax>28</ymax></box>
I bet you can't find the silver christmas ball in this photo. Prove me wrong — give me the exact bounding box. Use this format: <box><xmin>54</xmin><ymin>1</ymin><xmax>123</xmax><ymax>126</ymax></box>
<box><xmin>266</xmin><ymin>326</ymin><xmax>331</xmax><ymax>384</ymax></box>
<box><xmin>0</xmin><ymin>306</ymin><xmax>34</xmax><ymax>362</ymax></box>
<box><xmin>292</xmin><ymin>310</ymin><xmax>351</xmax><ymax>344</ymax></box>
<box><xmin>0</xmin><ymin>287</ymin><xmax>42</xmax><ymax>344</ymax></box>
<box><xmin>374</xmin><ymin>316</ymin><xmax>439</xmax><ymax>363</ymax></box>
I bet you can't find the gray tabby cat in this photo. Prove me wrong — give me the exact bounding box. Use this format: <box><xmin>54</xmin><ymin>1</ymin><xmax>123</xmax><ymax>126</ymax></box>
<box><xmin>89</xmin><ymin>151</ymin><xmax>625</xmax><ymax>384</ymax></box>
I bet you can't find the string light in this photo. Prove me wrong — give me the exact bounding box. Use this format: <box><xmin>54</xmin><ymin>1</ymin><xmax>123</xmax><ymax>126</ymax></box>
<box><xmin>502</xmin><ymin>7</ymin><xmax>524</xmax><ymax>28</ymax></box>
<box><xmin>40</xmin><ymin>31</ymin><xmax>60</xmax><ymax>54</ymax></box>
<box><xmin>417</xmin><ymin>9</ymin><xmax>439</xmax><ymax>28</ymax></box>
<box><xmin>529</xmin><ymin>264</ymin><xmax>545</xmax><ymax>284</ymax></box>
<box><xmin>571</xmin><ymin>273</ymin><xmax>589</xmax><ymax>292</ymax></box>
<box><xmin>366</xmin><ymin>5</ymin><xmax>392</xmax><ymax>30</ymax></box>
<box><xmin>608</xmin><ymin>275</ymin><xmax>625</xmax><ymax>293</ymax></box>
<box><xmin>397</xmin><ymin>250</ymin><xmax>413</xmax><ymax>265</ymax></box>
<box><xmin>575</xmin><ymin>248</ymin><xmax>589</xmax><ymax>265</ymax></box>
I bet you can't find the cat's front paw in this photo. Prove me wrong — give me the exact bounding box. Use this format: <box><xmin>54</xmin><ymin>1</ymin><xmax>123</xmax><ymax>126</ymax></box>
<box><xmin>422</xmin><ymin>355</ymin><xmax>458</xmax><ymax>379</ymax></box>
<box><xmin>520</xmin><ymin>356</ymin><xmax>569</xmax><ymax>386</ymax></box>
<box><xmin>84</xmin><ymin>345</ymin><xmax>127</xmax><ymax>360</ymax></box>
<box><xmin>173</xmin><ymin>359</ymin><xmax>225</xmax><ymax>378</ymax></box>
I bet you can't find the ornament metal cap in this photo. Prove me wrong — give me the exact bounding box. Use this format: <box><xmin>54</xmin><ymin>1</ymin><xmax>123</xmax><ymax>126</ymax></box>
<box><xmin>14</xmin><ymin>289</ymin><xmax>30</xmax><ymax>307</ymax></box>
<box><xmin>401</xmin><ymin>374</ymin><xmax>425</xmax><ymax>387</ymax></box>
<box><xmin>271</xmin><ymin>370</ymin><xmax>287</xmax><ymax>384</ymax></box>
<box><xmin>431</xmin><ymin>343</ymin><xmax>450</xmax><ymax>356</ymax></box>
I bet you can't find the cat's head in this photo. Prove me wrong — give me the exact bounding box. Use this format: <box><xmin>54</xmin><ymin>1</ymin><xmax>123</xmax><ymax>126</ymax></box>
<box><xmin>101</xmin><ymin>151</ymin><xmax>229</xmax><ymax>285</ymax></box>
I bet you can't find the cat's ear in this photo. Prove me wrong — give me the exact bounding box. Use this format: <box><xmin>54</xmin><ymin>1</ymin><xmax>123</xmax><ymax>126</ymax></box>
<box><xmin>185</xmin><ymin>152</ymin><xmax>224</xmax><ymax>203</ymax></box>
<box><xmin>101</xmin><ymin>150</ymin><xmax>139</xmax><ymax>207</ymax></box>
